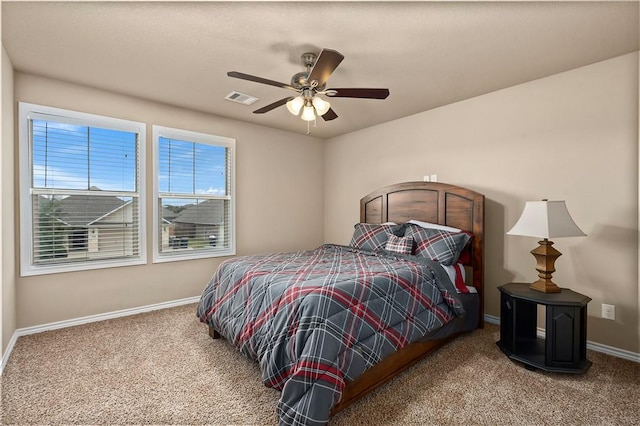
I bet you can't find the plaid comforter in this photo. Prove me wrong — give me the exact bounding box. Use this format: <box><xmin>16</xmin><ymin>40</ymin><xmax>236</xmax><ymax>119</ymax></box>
<box><xmin>196</xmin><ymin>244</ymin><xmax>465</xmax><ymax>425</ymax></box>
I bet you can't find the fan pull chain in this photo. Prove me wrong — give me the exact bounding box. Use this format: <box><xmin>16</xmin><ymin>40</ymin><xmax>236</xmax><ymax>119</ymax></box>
<box><xmin>306</xmin><ymin>117</ymin><xmax>319</xmax><ymax>135</ymax></box>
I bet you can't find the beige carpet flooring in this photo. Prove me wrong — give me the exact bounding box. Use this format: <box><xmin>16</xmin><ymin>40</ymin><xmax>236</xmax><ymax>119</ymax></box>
<box><xmin>1</xmin><ymin>303</ymin><xmax>638</xmax><ymax>425</ymax></box>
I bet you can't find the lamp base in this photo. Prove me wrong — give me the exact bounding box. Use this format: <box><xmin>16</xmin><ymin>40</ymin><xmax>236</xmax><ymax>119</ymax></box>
<box><xmin>530</xmin><ymin>278</ymin><xmax>561</xmax><ymax>293</ymax></box>
<box><xmin>529</xmin><ymin>239</ymin><xmax>562</xmax><ymax>293</ymax></box>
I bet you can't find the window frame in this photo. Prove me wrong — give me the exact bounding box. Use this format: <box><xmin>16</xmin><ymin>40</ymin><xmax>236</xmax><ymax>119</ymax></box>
<box><xmin>152</xmin><ymin>125</ymin><xmax>236</xmax><ymax>263</ymax></box>
<box><xmin>18</xmin><ymin>102</ymin><xmax>147</xmax><ymax>276</ymax></box>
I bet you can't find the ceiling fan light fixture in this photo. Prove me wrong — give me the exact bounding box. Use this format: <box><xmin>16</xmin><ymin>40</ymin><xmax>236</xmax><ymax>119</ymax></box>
<box><xmin>227</xmin><ymin>48</ymin><xmax>389</xmax><ymax>129</ymax></box>
<box><xmin>312</xmin><ymin>97</ymin><xmax>330</xmax><ymax>115</ymax></box>
<box><xmin>286</xmin><ymin>96</ymin><xmax>304</xmax><ymax>115</ymax></box>
<box><xmin>301</xmin><ymin>104</ymin><xmax>316</xmax><ymax>121</ymax></box>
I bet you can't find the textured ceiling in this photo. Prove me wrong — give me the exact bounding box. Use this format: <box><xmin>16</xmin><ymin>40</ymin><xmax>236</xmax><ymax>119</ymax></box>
<box><xmin>3</xmin><ymin>1</ymin><xmax>639</xmax><ymax>139</ymax></box>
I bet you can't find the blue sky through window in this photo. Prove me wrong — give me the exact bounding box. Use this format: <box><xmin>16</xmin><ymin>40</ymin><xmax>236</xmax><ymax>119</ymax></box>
<box><xmin>32</xmin><ymin>119</ymin><xmax>227</xmax><ymax>208</ymax></box>
<box><xmin>158</xmin><ymin>137</ymin><xmax>227</xmax><ymax>196</ymax></box>
<box><xmin>32</xmin><ymin>120</ymin><xmax>137</xmax><ymax>192</ymax></box>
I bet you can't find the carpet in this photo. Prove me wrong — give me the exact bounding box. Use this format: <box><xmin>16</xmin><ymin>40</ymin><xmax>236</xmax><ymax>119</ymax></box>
<box><xmin>2</xmin><ymin>304</ymin><xmax>638</xmax><ymax>425</ymax></box>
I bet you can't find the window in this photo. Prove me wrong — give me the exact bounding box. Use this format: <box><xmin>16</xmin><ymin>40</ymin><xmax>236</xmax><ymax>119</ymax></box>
<box><xmin>19</xmin><ymin>103</ymin><xmax>146</xmax><ymax>276</ymax></box>
<box><xmin>152</xmin><ymin>126</ymin><xmax>235</xmax><ymax>262</ymax></box>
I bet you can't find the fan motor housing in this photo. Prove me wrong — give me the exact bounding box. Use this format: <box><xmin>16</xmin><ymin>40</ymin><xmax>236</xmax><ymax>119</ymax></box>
<box><xmin>291</xmin><ymin>52</ymin><xmax>322</xmax><ymax>90</ymax></box>
<box><xmin>291</xmin><ymin>71</ymin><xmax>309</xmax><ymax>89</ymax></box>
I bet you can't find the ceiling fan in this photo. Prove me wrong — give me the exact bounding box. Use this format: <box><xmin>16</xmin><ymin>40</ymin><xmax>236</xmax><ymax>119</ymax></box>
<box><xmin>227</xmin><ymin>48</ymin><xmax>390</xmax><ymax>123</ymax></box>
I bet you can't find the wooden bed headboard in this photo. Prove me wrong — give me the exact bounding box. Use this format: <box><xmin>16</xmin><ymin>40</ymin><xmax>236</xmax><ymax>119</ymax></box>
<box><xmin>360</xmin><ymin>181</ymin><xmax>485</xmax><ymax>324</ymax></box>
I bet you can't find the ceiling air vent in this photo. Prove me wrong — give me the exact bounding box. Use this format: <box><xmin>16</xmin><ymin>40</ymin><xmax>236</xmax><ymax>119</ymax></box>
<box><xmin>225</xmin><ymin>91</ymin><xmax>259</xmax><ymax>106</ymax></box>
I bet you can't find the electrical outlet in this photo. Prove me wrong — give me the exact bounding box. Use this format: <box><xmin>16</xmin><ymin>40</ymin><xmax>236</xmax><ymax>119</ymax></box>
<box><xmin>430</xmin><ymin>174</ymin><xmax>438</xmax><ymax>182</ymax></box>
<box><xmin>602</xmin><ymin>304</ymin><xmax>615</xmax><ymax>320</ymax></box>
<box><xmin>423</xmin><ymin>175</ymin><xmax>430</xmax><ymax>182</ymax></box>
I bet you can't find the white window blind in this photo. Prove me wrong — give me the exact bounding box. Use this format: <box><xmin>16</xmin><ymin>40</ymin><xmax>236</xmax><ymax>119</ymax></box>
<box><xmin>19</xmin><ymin>103</ymin><xmax>146</xmax><ymax>275</ymax></box>
<box><xmin>153</xmin><ymin>126</ymin><xmax>235</xmax><ymax>261</ymax></box>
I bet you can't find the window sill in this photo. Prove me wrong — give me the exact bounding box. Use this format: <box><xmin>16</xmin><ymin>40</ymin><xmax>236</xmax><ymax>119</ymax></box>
<box><xmin>152</xmin><ymin>248</ymin><xmax>236</xmax><ymax>264</ymax></box>
<box><xmin>20</xmin><ymin>256</ymin><xmax>148</xmax><ymax>277</ymax></box>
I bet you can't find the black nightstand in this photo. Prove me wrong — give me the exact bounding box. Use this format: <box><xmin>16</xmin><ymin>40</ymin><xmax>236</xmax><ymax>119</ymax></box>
<box><xmin>497</xmin><ymin>283</ymin><xmax>592</xmax><ymax>374</ymax></box>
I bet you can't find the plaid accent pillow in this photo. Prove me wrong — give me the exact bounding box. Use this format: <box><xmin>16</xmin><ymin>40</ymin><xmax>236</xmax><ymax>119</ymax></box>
<box><xmin>385</xmin><ymin>234</ymin><xmax>414</xmax><ymax>254</ymax></box>
<box><xmin>405</xmin><ymin>225</ymin><xmax>472</xmax><ymax>266</ymax></box>
<box><xmin>349</xmin><ymin>223</ymin><xmax>404</xmax><ymax>252</ymax></box>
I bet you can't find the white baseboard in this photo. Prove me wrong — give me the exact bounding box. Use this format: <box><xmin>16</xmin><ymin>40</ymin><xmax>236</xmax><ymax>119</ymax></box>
<box><xmin>483</xmin><ymin>314</ymin><xmax>640</xmax><ymax>363</ymax></box>
<box><xmin>484</xmin><ymin>314</ymin><xmax>500</xmax><ymax>325</ymax></box>
<box><xmin>1</xmin><ymin>296</ymin><xmax>199</xmax><ymax>375</ymax></box>
<box><xmin>1</xmin><ymin>331</ymin><xmax>19</xmax><ymax>376</ymax></box>
<box><xmin>586</xmin><ymin>340</ymin><xmax>640</xmax><ymax>363</ymax></box>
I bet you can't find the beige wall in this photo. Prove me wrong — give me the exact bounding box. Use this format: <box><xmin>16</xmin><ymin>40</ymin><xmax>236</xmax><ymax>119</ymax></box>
<box><xmin>324</xmin><ymin>53</ymin><xmax>639</xmax><ymax>353</ymax></box>
<box><xmin>2</xmin><ymin>44</ymin><xmax>16</xmax><ymax>357</ymax></box>
<box><xmin>13</xmin><ymin>73</ymin><xmax>324</xmax><ymax>328</ymax></box>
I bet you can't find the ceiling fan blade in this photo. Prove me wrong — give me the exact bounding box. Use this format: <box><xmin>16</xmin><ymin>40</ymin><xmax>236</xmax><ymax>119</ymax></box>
<box><xmin>253</xmin><ymin>97</ymin><xmax>293</xmax><ymax>114</ymax></box>
<box><xmin>326</xmin><ymin>88</ymin><xmax>390</xmax><ymax>99</ymax></box>
<box><xmin>321</xmin><ymin>108</ymin><xmax>338</xmax><ymax>121</ymax></box>
<box><xmin>307</xmin><ymin>49</ymin><xmax>344</xmax><ymax>88</ymax></box>
<box><xmin>228</xmin><ymin>71</ymin><xmax>297</xmax><ymax>91</ymax></box>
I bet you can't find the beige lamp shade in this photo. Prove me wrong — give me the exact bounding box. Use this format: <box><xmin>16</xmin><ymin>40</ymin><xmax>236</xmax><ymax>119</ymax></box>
<box><xmin>507</xmin><ymin>200</ymin><xmax>585</xmax><ymax>293</ymax></box>
<box><xmin>507</xmin><ymin>200</ymin><xmax>586</xmax><ymax>238</ymax></box>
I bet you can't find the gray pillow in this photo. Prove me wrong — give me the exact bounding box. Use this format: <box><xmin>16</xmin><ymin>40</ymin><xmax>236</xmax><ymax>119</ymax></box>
<box><xmin>405</xmin><ymin>224</ymin><xmax>471</xmax><ymax>266</ymax></box>
<box><xmin>349</xmin><ymin>223</ymin><xmax>405</xmax><ymax>252</ymax></box>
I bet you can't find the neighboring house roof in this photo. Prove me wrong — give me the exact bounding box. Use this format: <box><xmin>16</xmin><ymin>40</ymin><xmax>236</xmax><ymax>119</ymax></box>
<box><xmin>41</xmin><ymin>194</ymin><xmax>130</xmax><ymax>227</ymax></box>
<box><xmin>173</xmin><ymin>200</ymin><xmax>224</xmax><ymax>225</ymax></box>
<box><xmin>162</xmin><ymin>207</ymin><xmax>179</xmax><ymax>221</ymax></box>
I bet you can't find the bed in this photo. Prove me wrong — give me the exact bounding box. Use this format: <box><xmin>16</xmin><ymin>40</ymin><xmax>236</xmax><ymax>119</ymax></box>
<box><xmin>196</xmin><ymin>181</ymin><xmax>484</xmax><ymax>425</ymax></box>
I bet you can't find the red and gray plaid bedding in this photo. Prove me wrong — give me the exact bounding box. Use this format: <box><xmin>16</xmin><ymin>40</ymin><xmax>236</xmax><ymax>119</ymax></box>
<box><xmin>196</xmin><ymin>244</ymin><xmax>465</xmax><ymax>426</ymax></box>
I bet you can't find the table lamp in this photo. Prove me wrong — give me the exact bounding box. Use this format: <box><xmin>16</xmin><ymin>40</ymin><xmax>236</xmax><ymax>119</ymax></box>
<box><xmin>507</xmin><ymin>200</ymin><xmax>586</xmax><ymax>293</ymax></box>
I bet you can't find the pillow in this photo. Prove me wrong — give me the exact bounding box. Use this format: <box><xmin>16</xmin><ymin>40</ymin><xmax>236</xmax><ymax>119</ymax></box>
<box><xmin>406</xmin><ymin>221</ymin><xmax>473</xmax><ymax>265</ymax></box>
<box><xmin>405</xmin><ymin>225</ymin><xmax>471</xmax><ymax>266</ymax></box>
<box><xmin>349</xmin><ymin>223</ymin><xmax>404</xmax><ymax>252</ymax></box>
<box><xmin>457</xmin><ymin>246</ymin><xmax>472</xmax><ymax>265</ymax></box>
<box><xmin>407</xmin><ymin>219</ymin><xmax>461</xmax><ymax>233</ymax></box>
<box><xmin>384</xmin><ymin>234</ymin><xmax>414</xmax><ymax>254</ymax></box>
<box><xmin>441</xmin><ymin>263</ymin><xmax>477</xmax><ymax>294</ymax></box>
<box><xmin>441</xmin><ymin>263</ymin><xmax>470</xmax><ymax>293</ymax></box>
